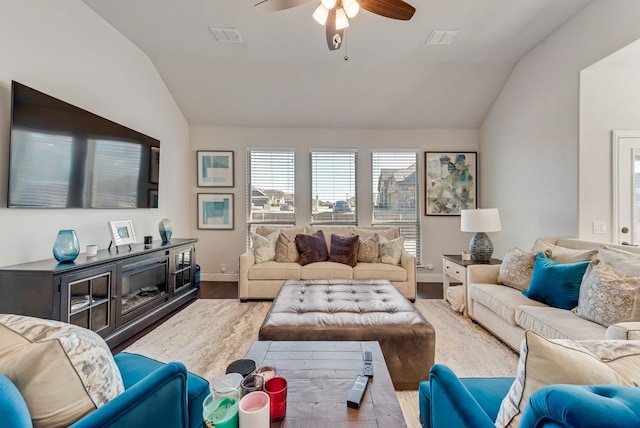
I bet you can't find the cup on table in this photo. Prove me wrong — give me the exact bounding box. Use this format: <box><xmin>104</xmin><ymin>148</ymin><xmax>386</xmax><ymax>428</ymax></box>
<box><xmin>202</xmin><ymin>391</ymin><xmax>239</xmax><ymax>428</ymax></box>
<box><xmin>255</xmin><ymin>365</ymin><xmax>277</xmax><ymax>382</ymax></box>
<box><xmin>213</xmin><ymin>372</ymin><xmax>243</xmax><ymax>398</ymax></box>
<box><xmin>86</xmin><ymin>245</ymin><xmax>97</xmax><ymax>257</ymax></box>
<box><xmin>264</xmin><ymin>376</ymin><xmax>288</xmax><ymax>422</ymax></box>
<box><xmin>239</xmin><ymin>391</ymin><xmax>270</xmax><ymax>428</ymax></box>
<box><xmin>240</xmin><ymin>374</ymin><xmax>264</xmax><ymax>396</ymax></box>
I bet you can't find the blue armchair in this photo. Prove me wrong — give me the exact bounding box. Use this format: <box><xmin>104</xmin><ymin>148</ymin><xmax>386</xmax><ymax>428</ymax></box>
<box><xmin>419</xmin><ymin>364</ymin><xmax>640</xmax><ymax>428</ymax></box>
<box><xmin>1</xmin><ymin>352</ymin><xmax>209</xmax><ymax>428</ymax></box>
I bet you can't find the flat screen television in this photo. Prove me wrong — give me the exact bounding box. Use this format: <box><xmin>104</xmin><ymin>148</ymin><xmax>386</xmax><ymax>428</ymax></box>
<box><xmin>8</xmin><ymin>81</ymin><xmax>160</xmax><ymax>208</ymax></box>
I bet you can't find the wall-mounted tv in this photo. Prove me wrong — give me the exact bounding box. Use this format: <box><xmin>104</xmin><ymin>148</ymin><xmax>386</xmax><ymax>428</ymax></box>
<box><xmin>8</xmin><ymin>81</ymin><xmax>160</xmax><ymax>208</ymax></box>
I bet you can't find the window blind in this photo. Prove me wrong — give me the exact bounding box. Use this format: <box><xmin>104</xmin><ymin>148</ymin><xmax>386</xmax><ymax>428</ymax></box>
<box><xmin>310</xmin><ymin>150</ymin><xmax>357</xmax><ymax>225</ymax></box>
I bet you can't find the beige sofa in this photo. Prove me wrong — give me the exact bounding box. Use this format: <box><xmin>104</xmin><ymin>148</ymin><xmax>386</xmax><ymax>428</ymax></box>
<box><xmin>467</xmin><ymin>237</ymin><xmax>640</xmax><ymax>351</ymax></box>
<box><xmin>239</xmin><ymin>225</ymin><xmax>417</xmax><ymax>301</ymax></box>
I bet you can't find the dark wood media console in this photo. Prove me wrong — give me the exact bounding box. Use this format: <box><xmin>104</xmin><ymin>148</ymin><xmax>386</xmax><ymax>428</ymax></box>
<box><xmin>0</xmin><ymin>238</ymin><xmax>198</xmax><ymax>348</ymax></box>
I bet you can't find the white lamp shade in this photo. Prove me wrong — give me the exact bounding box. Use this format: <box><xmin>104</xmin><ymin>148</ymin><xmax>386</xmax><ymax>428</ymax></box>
<box><xmin>335</xmin><ymin>7</ymin><xmax>349</xmax><ymax>29</ymax></box>
<box><xmin>460</xmin><ymin>208</ymin><xmax>502</xmax><ymax>233</ymax></box>
<box><xmin>312</xmin><ymin>4</ymin><xmax>329</xmax><ymax>25</ymax></box>
<box><xmin>343</xmin><ymin>0</ymin><xmax>360</xmax><ymax>18</ymax></box>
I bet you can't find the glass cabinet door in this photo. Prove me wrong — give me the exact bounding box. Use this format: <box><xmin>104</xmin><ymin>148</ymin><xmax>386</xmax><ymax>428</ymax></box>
<box><xmin>65</xmin><ymin>264</ymin><xmax>116</xmax><ymax>336</ymax></box>
<box><xmin>173</xmin><ymin>245</ymin><xmax>195</xmax><ymax>294</ymax></box>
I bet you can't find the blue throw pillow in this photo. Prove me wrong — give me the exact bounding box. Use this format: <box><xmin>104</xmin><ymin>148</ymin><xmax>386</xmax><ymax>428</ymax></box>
<box><xmin>522</xmin><ymin>253</ymin><xmax>590</xmax><ymax>310</ymax></box>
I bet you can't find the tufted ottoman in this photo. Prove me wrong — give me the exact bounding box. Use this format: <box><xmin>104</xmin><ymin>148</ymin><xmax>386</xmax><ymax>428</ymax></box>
<box><xmin>258</xmin><ymin>279</ymin><xmax>435</xmax><ymax>390</ymax></box>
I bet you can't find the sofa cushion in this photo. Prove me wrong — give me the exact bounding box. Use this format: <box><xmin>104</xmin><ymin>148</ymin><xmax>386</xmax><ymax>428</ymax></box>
<box><xmin>248</xmin><ymin>261</ymin><xmax>301</xmax><ymax>280</ymax></box>
<box><xmin>300</xmin><ymin>261</ymin><xmax>353</xmax><ymax>279</ymax></box>
<box><xmin>379</xmin><ymin>235</ymin><xmax>405</xmax><ymax>265</ymax></box>
<box><xmin>256</xmin><ymin>226</ymin><xmax>305</xmax><ymax>263</ymax></box>
<box><xmin>598</xmin><ymin>245</ymin><xmax>640</xmax><ymax>277</ymax></box>
<box><xmin>353</xmin><ymin>262</ymin><xmax>407</xmax><ymax>282</ymax></box>
<box><xmin>251</xmin><ymin>231</ymin><xmax>279</xmax><ymax>263</ymax></box>
<box><xmin>357</xmin><ymin>233</ymin><xmax>380</xmax><ymax>263</ymax></box>
<box><xmin>522</xmin><ymin>253</ymin><xmax>589</xmax><ymax>310</ymax></box>
<box><xmin>295</xmin><ymin>230</ymin><xmax>329</xmax><ymax>265</ymax></box>
<box><xmin>469</xmin><ymin>283</ymin><xmax>547</xmax><ymax>327</ymax></box>
<box><xmin>329</xmin><ymin>234</ymin><xmax>360</xmax><ymax>267</ymax></box>
<box><xmin>516</xmin><ymin>305</ymin><xmax>605</xmax><ymax>340</ymax></box>
<box><xmin>305</xmin><ymin>226</ymin><xmax>353</xmax><ymax>253</ymax></box>
<box><xmin>0</xmin><ymin>315</ymin><xmax>124</xmax><ymax>428</ymax></box>
<box><xmin>352</xmin><ymin>227</ymin><xmax>400</xmax><ymax>241</ymax></box>
<box><xmin>495</xmin><ymin>331</ymin><xmax>640</xmax><ymax>428</ymax></box>
<box><xmin>531</xmin><ymin>239</ymin><xmax>597</xmax><ymax>263</ymax></box>
<box><xmin>497</xmin><ymin>248</ymin><xmax>543</xmax><ymax>291</ymax></box>
<box><xmin>576</xmin><ymin>261</ymin><xmax>640</xmax><ymax>327</ymax></box>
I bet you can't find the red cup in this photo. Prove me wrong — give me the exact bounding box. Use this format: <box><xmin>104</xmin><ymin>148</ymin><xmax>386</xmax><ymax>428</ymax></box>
<box><xmin>264</xmin><ymin>376</ymin><xmax>287</xmax><ymax>422</ymax></box>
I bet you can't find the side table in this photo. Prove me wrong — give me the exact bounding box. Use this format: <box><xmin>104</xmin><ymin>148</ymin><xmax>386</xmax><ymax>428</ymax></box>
<box><xmin>442</xmin><ymin>254</ymin><xmax>502</xmax><ymax>317</ymax></box>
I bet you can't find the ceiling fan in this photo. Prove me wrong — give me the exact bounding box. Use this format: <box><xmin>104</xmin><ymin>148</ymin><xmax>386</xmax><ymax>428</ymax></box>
<box><xmin>255</xmin><ymin>0</ymin><xmax>416</xmax><ymax>51</ymax></box>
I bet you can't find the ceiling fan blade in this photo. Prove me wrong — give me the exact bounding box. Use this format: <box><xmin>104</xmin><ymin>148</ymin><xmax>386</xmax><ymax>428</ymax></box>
<box><xmin>254</xmin><ymin>0</ymin><xmax>313</xmax><ymax>12</ymax></box>
<box><xmin>325</xmin><ymin>8</ymin><xmax>344</xmax><ymax>50</ymax></box>
<box><xmin>359</xmin><ymin>0</ymin><xmax>415</xmax><ymax>20</ymax></box>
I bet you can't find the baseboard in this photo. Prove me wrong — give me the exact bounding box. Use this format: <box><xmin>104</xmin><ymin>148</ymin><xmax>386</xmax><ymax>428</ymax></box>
<box><xmin>201</xmin><ymin>273</ymin><xmax>239</xmax><ymax>282</ymax></box>
<box><xmin>417</xmin><ymin>272</ymin><xmax>441</xmax><ymax>283</ymax></box>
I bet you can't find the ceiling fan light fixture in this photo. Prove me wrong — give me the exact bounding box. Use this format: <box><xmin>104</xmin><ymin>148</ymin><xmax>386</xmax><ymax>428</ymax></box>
<box><xmin>321</xmin><ymin>0</ymin><xmax>336</xmax><ymax>9</ymax></box>
<box><xmin>335</xmin><ymin>7</ymin><xmax>349</xmax><ymax>29</ymax></box>
<box><xmin>343</xmin><ymin>0</ymin><xmax>359</xmax><ymax>18</ymax></box>
<box><xmin>312</xmin><ymin>4</ymin><xmax>330</xmax><ymax>25</ymax></box>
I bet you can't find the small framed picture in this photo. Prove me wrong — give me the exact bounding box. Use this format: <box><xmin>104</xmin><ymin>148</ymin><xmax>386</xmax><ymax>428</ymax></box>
<box><xmin>198</xmin><ymin>193</ymin><xmax>234</xmax><ymax>230</ymax></box>
<box><xmin>108</xmin><ymin>220</ymin><xmax>137</xmax><ymax>246</ymax></box>
<box><xmin>424</xmin><ymin>151</ymin><xmax>477</xmax><ymax>216</ymax></box>
<box><xmin>197</xmin><ymin>150</ymin><xmax>234</xmax><ymax>187</ymax></box>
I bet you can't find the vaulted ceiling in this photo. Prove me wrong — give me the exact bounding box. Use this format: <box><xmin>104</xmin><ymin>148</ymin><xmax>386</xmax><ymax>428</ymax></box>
<box><xmin>82</xmin><ymin>0</ymin><xmax>594</xmax><ymax>128</ymax></box>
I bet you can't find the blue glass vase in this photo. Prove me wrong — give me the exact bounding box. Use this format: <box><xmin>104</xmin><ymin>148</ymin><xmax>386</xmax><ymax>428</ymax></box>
<box><xmin>53</xmin><ymin>230</ymin><xmax>80</xmax><ymax>263</ymax></box>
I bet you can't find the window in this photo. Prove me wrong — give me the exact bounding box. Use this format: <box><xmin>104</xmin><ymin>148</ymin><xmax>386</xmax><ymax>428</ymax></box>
<box><xmin>310</xmin><ymin>150</ymin><xmax>357</xmax><ymax>224</ymax></box>
<box><xmin>246</xmin><ymin>150</ymin><xmax>296</xmax><ymax>245</ymax></box>
<box><xmin>372</xmin><ymin>151</ymin><xmax>421</xmax><ymax>262</ymax></box>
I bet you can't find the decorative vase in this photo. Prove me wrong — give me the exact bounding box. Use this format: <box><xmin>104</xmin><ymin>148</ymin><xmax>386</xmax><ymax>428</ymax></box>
<box><xmin>53</xmin><ymin>230</ymin><xmax>80</xmax><ymax>263</ymax></box>
<box><xmin>159</xmin><ymin>219</ymin><xmax>173</xmax><ymax>243</ymax></box>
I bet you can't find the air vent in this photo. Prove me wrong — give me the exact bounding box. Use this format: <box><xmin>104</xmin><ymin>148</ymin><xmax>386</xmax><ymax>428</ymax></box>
<box><xmin>425</xmin><ymin>30</ymin><xmax>458</xmax><ymax>46</ymax></box>
<box><xmin>209</xmin><ymin>27</ymin><xmax>243</xmax><ymax>43</ymax></box>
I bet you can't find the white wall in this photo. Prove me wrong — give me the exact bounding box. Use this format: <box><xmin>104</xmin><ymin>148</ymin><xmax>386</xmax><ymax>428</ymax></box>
<box><xmin>480</xmin><ymin>0</ymin><xmax>640</xmax><ymax>257</ymax></box>
<box><xmin>190</xmin><ymin>127</ymin><xmax>479</xmax><ymax>279</ymax></box>
<box><xmin>0</xmin><ymin>0</ymin><xmax>190</xmax><ymax>266</ymax></box>
<box><xmin>579</xmin><ymin>38</ymin><xmax>640</xmax><ymax>242</ymax></box>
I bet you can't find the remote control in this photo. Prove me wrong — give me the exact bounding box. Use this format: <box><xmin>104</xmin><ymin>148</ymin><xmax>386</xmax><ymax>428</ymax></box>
<box><xmin>347</xmin><ymin>375</ymin><xmax>369</xmax><ymax>409</ymax></box>
<box><xmin>363</xmin><ymin>351</ymin><xmax>373</xmax><ymax>377</ymax></box>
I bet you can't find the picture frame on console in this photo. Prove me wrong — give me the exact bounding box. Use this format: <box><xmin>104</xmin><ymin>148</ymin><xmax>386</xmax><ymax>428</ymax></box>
<box><xmin>198</xmin><ymin>193</ymin><xmax>234</xmax><ymax>230</ymax></box>
<box><xmin>108</xmin><ymin>220</ymin><xmax>137</xmax><ymax>246</ymax></box>
<box><xmin>197</xmin><ymin>150</ymin><xmax>234</xmax><ymax>187</ymax></box>
<box><xmin>424</xmin><ymin>151</ymin><xmax>477</xmax><ymax>216</ymax></box>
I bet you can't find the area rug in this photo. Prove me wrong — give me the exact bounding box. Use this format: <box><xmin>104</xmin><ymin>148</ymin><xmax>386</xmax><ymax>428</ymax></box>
<box><xmin>124</xmin><ymin>299</ymin><xmax>518</xmax><ymax>427</ymax></box>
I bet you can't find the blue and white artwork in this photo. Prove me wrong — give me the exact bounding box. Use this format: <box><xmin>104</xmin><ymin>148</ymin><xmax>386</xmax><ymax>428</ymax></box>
<box><xmin>425</xmin><ymin>152</ymin><xmax>477</xmax><ymax>215</ymax></box>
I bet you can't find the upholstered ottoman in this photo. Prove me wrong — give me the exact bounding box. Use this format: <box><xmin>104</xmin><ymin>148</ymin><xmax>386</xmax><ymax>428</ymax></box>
<box><xmin>258</xmin><ymin>279</ymin><xmax>435</xmax><ymax>389</ymax></box>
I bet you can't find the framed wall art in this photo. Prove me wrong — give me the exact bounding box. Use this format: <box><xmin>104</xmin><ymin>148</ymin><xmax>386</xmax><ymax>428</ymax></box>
<box><xmin>198</xmin><ymin>193</ymin><xmax>234</xmax><ymax>230</ymax></box>
<box><xmin>424</xmin><ymin>151</ymin><xmax>477</xmax><ymax>216</ymax></box>
<box><xmin>197</xmin><ymin>150</ymin><xmax>234</xmax><ymax>187</ymax></box>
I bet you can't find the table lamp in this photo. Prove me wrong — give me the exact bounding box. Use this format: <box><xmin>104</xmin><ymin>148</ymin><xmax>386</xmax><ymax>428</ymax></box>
<box><xmin>460</xmin><ymin>208</ymin><xmax>502</xmax><ymax>261</ymax></box>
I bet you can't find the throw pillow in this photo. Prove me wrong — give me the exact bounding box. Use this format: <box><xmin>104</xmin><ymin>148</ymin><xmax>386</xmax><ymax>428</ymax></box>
<box><xmin>531</xmin><ymin>239</ymin><xmax>597</xmax><ymax>263</ymax></box>
<box><xmin>379</xmin><ymin>235</ymin><xmax>405</xmax><ymax>265</ymax></box>
<box><xmin>353</xmin><ymin>227</ymin><xmax>399</xmax><ymax>242</ymax></box>
<box><xmin>598</xmin><ymin>245</ymin><xmax>640</xmax><ymax>277</ymax></box>
<box><xmin>497</xmin><ymin>248</ymin><xmax>543</xmax><ymax>291</ymax></box>
<box><xmin>273</xmin><ymin>227</ymin><xmax>305</xmax><ymax>263</ymax></box>
<box><xmin>251</xmin><ymin>231</ymin><xmax>279</xmax><ymax>263</ymax></box>
<box><xmin>329</xmin><ymin>234</ymin><xmax>360</xmax><ymax>267</ymax></box>
<box><xmin>495</xmin><ymin>331</ymin><xmax>640</xmax><ymax>428</ymax></box>
<box><xmin>0</xmin><ymin>314</ymin><xmax>125</xmax><ymax>428</ymax></box>
<box><xmin>357</xmin><ymin>233</ymin><xmax>380</xmax><ymax>263</ymax></box>
<box><xmin>575</xmin><ymin>261</ymin><xmax>640</xmax><ymax>327</ymax></box>
<box><xmin>295</xmin><ymin>230</ymin><xmax>328</xmax><ymax>266</ymax></box>
<box><xmin>521</xmin><ymin>253</ymin><xmax>589</xmax><ymax>309</ymax></box>
<box><xmin>305</xmin><ymin>226</ymin><xmax>353</xmax><ymax>253</ymax></box>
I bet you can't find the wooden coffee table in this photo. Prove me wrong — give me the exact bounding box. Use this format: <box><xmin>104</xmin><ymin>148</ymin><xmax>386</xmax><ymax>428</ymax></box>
<box><xmin>244</xmin><ymin>340</ymin><xmax>407</xmax><ymax>427</ymax></box>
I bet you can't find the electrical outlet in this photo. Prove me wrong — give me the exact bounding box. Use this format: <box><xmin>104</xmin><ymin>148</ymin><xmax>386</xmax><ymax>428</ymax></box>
<box><xmin>592</xmin><ymin>221</ymin><xmax>607</xmax><ymax>234</ymax></box>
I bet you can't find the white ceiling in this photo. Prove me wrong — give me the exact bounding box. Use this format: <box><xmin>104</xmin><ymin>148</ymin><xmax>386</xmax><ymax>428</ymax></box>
<box><xmin>82</xmin><ymin>0</ymin><xmax>594</xmax><ymax>128</ymax></box>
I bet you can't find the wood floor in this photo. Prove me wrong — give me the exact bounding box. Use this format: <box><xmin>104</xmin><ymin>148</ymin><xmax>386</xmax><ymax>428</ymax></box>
<box><xmin>112</xmin><ymin>281</ymin><xmax>443</xmax><ymax>353</ymax></box>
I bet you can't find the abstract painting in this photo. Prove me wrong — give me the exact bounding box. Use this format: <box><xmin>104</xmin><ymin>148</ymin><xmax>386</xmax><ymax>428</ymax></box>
<box><xmin>198</xmin><ymin>193</ymin><xmax>234</xmax><ymax>229</ymax></box>
<box><xmin>424</xmin><ymin>152</ymin><xmax>477</xmax><ymax>215</ymax></box>
<box><xmin>197</xmin><ymin>151</ymin><xmax>234</xmax><ymax>187</ymax></box>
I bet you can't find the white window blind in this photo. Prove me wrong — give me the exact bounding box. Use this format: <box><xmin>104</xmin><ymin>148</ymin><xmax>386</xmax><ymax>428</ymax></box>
<box><xmin>310</xmin><ymin>150</ymin><xmax>357</xmax><ymax>225</ymax></box>
<box><xmin>246</xmin><ymin>150</ymin><xmax>296</xmax><ymax>246</ymax></box>
<box><xmin>372</xmin><ymin>151</ymin><xmax>421</xmax><ymax>261</ymax></box>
